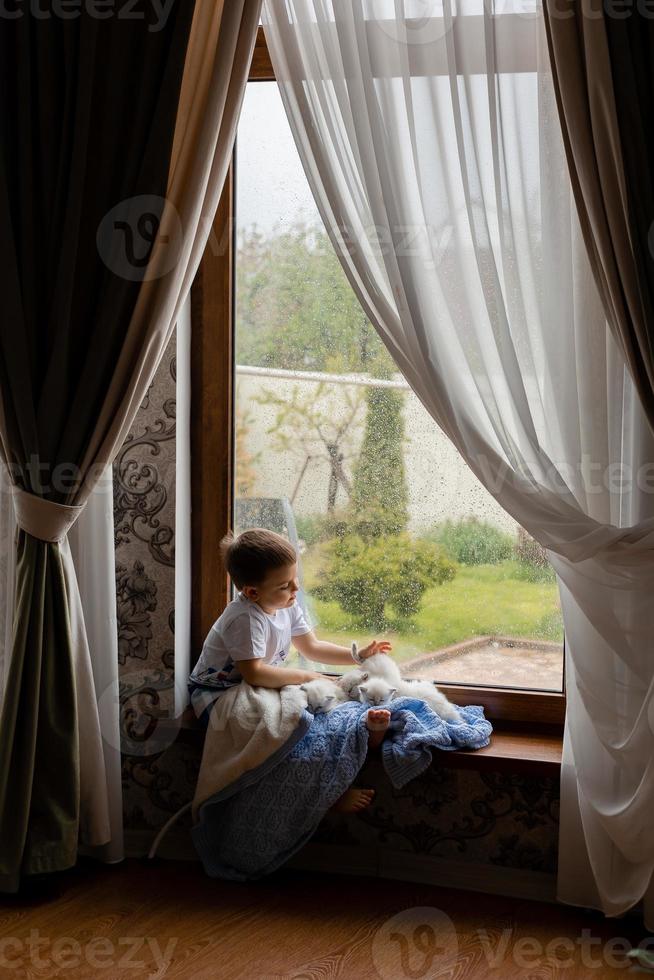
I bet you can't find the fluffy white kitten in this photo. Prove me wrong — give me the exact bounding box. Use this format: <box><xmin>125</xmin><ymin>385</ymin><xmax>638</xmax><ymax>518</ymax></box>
<box><xmin>300</xmin><ymin>678</ymin><xmax>346</xmax><ymax>714</ymax></box>
<box><xmin>358</xmin><ymin>651</ymin><xmax>402</xmax><ymax>686</ymax></box>
<box><xmin>400</xmin><ymin>678</ymin><xmax>462</xmax><ymax>723</ymax></box>
<box><xmin>357</xmin><ymin>676</ymin><xmax>397</xmax><ymax>707</ymax></box>
<box><xmin>337</xmin><ymin>668</ymin><xmax>369</xmax><ymax>701</ymax></box>
<box><xmin>352</xmin><ymin>644</ymin><xmax>461</xmax><ymax>723</ymax></box>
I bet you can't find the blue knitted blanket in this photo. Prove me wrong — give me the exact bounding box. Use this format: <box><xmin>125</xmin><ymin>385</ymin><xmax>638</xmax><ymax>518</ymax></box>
<box><xmin>191</xmin><ymin>697</ymin><xmax>491</xmax><ymax>881</ymax></box>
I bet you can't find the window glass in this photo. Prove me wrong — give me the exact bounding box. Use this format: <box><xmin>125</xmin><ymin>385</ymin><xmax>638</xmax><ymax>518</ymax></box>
<box><xmin>234</xmin><ymin>81</ymin><xmax>564</xmax><ymax>691</ymax></box>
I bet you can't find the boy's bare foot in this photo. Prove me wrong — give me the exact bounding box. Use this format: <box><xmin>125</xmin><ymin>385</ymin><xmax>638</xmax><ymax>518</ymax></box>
<box><xmin>366</xmin><ymin>708</ymin><xmax>391</xmax><ymax>750</ymax></box>
<box><xmin>331</xmin><ymin>788</ymin><xmax>375</xmax><ymax>814</ymax></box>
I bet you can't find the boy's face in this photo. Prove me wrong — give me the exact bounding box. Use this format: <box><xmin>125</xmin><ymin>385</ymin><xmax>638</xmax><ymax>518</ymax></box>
<box><xmin>242</xmin><ymin>563</ymin><xmax>299</xmax><ymax>613</ymax></box>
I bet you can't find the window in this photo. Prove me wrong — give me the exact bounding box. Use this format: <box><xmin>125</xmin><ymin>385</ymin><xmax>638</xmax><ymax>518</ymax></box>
<box><xmin>192</xmin><ymin>28</ymin><xmax>565</xmax><ymax>726</ymax></box>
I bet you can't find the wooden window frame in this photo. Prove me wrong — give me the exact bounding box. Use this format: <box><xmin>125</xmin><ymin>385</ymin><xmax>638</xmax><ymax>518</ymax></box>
<box><xmin>190</xmin><ymin>27</ymin><xmax>566</xmax><ymax>730</ymax></box>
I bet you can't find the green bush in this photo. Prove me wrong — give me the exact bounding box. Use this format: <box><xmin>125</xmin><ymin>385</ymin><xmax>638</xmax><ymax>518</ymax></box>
<box><xmin>514</xmin><ymin>526</ymin><xmax>548</xmax><ymax>565</ymax></box>
<box><xmin>316</xmin><ymin>533</ymin><xmax>456</xmax><ymax>630</ymax></box>
<box><xmin>510</xmin><ymin>561</ymin><xmax>556</xmax><ymax>584</ymax></box>
<box><xmin>428</xmin><ymin>518</ymin><xmax>514</xmax><ymax>566</ymax></box>
<box><xmin>295</xmin><ymin>512</ymin><xmax>350</xmax><ymax>546</ymax></box>
<box><xmin>294</xmin><ymin>514</ymin><xmax>326</xmax><ymax>547</ymax></box>
<box><xmin>512</xmin><ymin>527</ymin><xmax>556</xmax><ymax>583</ymax></box>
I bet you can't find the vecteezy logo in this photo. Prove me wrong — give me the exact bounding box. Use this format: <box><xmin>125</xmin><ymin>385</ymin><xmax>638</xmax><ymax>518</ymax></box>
<box><xmin>373</xmin><ymin>1</ymin><xmax>450</xmax><ymax>48</ymax></box>
<box><xmin>97</xmin><ymin>670</ymin><xmax>180</xmax><ymax>757</ymax></box>
<box><xmin>371</xmin><ymin>906</ymin><xmax>459</xmax><ymax>979</ymax></box>
<box><xmin>96</xmin><ymin>194</ymin><xmax>183</xmax><ymax>282</ymax></box>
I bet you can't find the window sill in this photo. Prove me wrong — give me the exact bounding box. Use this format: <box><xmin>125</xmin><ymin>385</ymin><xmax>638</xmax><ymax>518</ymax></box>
<box><xmin>435</xmin><ymin>725</ymin><xmax>562</xmax><ymax>776</ymax></box>
<box><xmin>172</xmin><ymin>708</ymin><xmax>562</xmax><ymax>777</ymax></box>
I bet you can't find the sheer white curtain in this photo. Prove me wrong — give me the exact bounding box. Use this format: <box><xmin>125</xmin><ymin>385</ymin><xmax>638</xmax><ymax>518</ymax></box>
<box><xmin>0</xmin><ymin>462</ymin><xmax>123</xmax><ymax>861</ymax></box>
<box><xmin>263</xmin><ymin>0</ymin><xmax>654</xmax><ymax>922</ymax></box>
<box><xmin>67</xmin><ymin>469</ymin><xmax>123</xmax><ymax>864</ymax></box>
<box><xmin>175</xmin><ymin>297</ymin><xmax>193</xmax><ymax>717</ymax></box>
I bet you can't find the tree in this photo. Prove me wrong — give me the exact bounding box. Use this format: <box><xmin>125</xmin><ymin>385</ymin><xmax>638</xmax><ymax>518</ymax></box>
<box><xmin>236</xmin><ymin>221</ymin><xmax>408</xmax><ymax>526</ymax></box>
<box><xmin>350</xmin><ymin>381</ymin><xmax>409</xmax><ymax>539</ymax></box>
<box><xmin>236</xmin><ymin>222</ymin><xmax>395</xmax><ymax>378</ymax></box>
<box><xmin>234</xmin><ymin>397</ymin><xmax>260</xmax><ymax>497</ymax></box>
<box><xmin>256</xmin><ymin>382</ymin><xmax>365</xmax><ymax>513</ymax></box>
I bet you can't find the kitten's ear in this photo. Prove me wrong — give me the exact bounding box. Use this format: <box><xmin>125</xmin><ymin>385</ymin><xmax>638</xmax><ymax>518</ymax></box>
<box><xmin>361</xmin><ymin>672</ymin><xmax>369</xmax><ymax>681</ymax></box>
<box><xmin>359</xmin><ymin>684</ymin><xmax>368</xmax><ymax>693</ymax></box>
<box><xmin>389</xmin><ymin>688</ymin><xmax>397</xmax><ymax>699</ymax></box>
<box><xmin>300</xmin><ymin>684</ymin><xmax>307</xmax><ymax>692</ymax></box>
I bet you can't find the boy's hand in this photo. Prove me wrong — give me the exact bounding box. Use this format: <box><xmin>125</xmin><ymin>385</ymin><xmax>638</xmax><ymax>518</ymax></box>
<box><xmin>359</xmin><ymin>640</ymin><xmax>392</xmax><ymax>660</ymax></box>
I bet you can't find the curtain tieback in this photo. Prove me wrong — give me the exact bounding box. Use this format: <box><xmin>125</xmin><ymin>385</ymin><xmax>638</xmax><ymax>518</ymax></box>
<box><xmin>11</xmin><ymin>486</ymin><xmax>84</xmax><ymax>543</ymax></box>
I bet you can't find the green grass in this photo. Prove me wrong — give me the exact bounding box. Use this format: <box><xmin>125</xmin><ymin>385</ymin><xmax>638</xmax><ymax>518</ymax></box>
<box><xmin>296</xmin><ymin>550</ymin><xmax>563</xmax><ymax>667</ymax></box>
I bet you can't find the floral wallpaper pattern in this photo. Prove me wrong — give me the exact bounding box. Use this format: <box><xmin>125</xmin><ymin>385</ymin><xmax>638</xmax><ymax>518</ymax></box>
<box><xmin>114</xmin><ymin>331</ymin><xmax>559</xmax><ymax>875</ymax></box>
<box><xmin>115</xmin><ymin>561</ymin><xmax>158</xmax><ymax>664</ymax></box>
<box><xmin>313</xmin><ymin>757</ymin><xmax>559</xmax><ymax>874</ymax></box>
<box><xmin>114</xmin><ymin>330</ymin><xmax>186</xmax><ymax>834</ymax></box>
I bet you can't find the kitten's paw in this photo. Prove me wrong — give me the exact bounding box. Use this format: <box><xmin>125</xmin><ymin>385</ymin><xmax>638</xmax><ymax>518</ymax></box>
<box><xmin>366</xmin><ymin>708</ymin><xmax>391</xmax><ymax>728</ymax></box>
<box><xmin>366</xmin><ymin>708</ymin><xmax>391</xmax><ymax>749</ymax></box>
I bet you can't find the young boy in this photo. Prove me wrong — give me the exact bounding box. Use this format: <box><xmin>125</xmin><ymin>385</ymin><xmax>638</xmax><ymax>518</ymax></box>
<box><xmin>188</xmin><ymin>527</ymin><xmax>393</xmax><ymax>812</ymax></box>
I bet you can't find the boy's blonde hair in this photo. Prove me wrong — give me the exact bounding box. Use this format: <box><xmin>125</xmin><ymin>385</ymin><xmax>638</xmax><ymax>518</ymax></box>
<box><xmin>220</xmin><ymin>528</ymin><xmax>297</xmax><ymax>590</ymax></box>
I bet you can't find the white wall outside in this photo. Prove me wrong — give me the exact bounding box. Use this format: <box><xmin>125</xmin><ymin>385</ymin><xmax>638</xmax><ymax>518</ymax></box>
<box><xmin>236</xmin><ymin>366</ymin><xmax>518</xmax><ymax>536</ymax></box>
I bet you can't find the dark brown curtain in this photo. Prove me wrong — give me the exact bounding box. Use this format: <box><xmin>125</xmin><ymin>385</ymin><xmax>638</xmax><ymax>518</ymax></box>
<box><xmin>0</xmin><ymin>2</ymin><xmax>196</xmax><ymax>890</ymax></box>
<box><xmin>544</xmin><ymin>0</ymin><xmax>654</xmax><ymax>431</ymax></box>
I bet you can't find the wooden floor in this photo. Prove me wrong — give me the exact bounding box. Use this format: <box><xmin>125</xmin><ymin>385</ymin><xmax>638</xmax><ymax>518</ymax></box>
<box><xmin>0</xmin><ymin>858</ymin><xmax>649</xmax><ymax>979</ymax></box>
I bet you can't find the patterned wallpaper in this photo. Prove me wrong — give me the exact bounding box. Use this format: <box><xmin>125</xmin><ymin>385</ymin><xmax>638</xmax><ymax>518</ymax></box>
<box><xmin>113</xmin><ymin>328</ymin><xmax>200</xmax><ymax>838</ymax></box>
<box><xmin>314</xmin><ymin>758</ymin><xmax>559</xmax><ymax>874</ymax></box>
<box><xmin>114</xmin><ymin>332</ymin><xmax>559</xmax><ymax>876</ymax></box>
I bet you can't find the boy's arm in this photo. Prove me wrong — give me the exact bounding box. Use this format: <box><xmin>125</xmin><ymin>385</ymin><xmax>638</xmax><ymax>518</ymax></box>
<box><xmin>237</xmin><ymin>657</ymin><xmax>323</xmax><ymax>688</ymax></box>
<box><xmin>293</xmin><ymin>632</ymin><xmax>392</xmax><ymax>665</ymax></box>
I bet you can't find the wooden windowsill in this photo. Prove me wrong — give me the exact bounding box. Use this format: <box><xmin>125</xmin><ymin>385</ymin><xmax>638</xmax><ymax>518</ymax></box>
<box><xmin>169</xmin><ymin>708</ymin><xmax>562</xmax><ymax>777</ymax></box>
<box><xmin>434</xmin><ymin>725</ymin><xmax>562</xmax><ymax>777</ymax></box>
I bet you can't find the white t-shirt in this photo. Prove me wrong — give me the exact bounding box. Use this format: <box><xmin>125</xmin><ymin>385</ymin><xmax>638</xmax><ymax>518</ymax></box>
<box><xmin>188</xmin><ymin>592</ymin><xmax>312</xmax><ymax>718</ymax></box>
